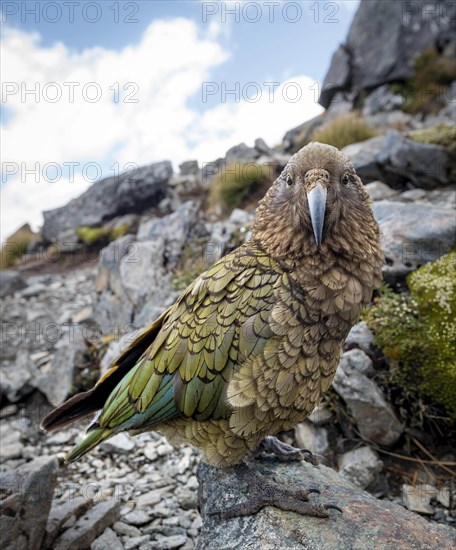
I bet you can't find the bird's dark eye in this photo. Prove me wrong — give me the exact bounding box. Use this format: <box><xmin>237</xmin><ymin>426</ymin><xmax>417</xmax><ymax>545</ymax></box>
<box><xmin>341</xmin><ymin>173</ymin><xmax>351</xmax><ymax>187</ymax></box>
<box><xmin>285</xmin><ymin>173</ymin><xmax>293</xmax><ymax>187</ymax></box>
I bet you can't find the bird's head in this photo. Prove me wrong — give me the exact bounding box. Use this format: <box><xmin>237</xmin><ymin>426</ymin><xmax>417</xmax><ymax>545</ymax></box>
<box><xmin>253</xmin><ymin>142</ymin><xmax>379</xmax><ymax>262</ymax></box>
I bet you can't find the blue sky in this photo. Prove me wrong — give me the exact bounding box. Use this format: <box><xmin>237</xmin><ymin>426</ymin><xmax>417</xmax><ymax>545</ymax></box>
<box><xmin>1</xmin><ymin>0</ymin><xmax>359</xmax><ymax>236</ymax></box>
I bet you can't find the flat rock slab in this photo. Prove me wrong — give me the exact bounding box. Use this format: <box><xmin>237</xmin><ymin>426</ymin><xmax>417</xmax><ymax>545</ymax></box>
<box><xmin>197</xmin><ymin>460</ymin><xmax>456</xmax><ymax>550</ymax></box>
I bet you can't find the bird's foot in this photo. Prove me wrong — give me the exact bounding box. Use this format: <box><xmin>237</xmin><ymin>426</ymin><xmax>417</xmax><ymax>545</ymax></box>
<box><xmin>254</xmin><ymin>435</ymin><xmax>318</xmax><ymax>465</ymax></box>
<box><xmin>209</xmin><ymin>463</ymin><xmax>341</xmax><ymax>519</ymax></box>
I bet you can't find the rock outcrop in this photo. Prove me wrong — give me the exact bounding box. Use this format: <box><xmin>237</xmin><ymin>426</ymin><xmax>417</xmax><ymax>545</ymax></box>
<box><xmin>342</xmin><ymin>130</ymin><xmax>452</xmax><ymax>189</ymax></box>
<box><xmin>197</xmin><ymin>460</ymin><xmax>456</xmax><ymax>550</ymax></box>
<box><xmin>42</xmin><ymin>161</ymin><xmax>172</xmax><ymax>243</ymax></box>
<box><xmin>319</xmin><ymin>0</ymin><xmax>456</xmax><ymax>109</ymax></box>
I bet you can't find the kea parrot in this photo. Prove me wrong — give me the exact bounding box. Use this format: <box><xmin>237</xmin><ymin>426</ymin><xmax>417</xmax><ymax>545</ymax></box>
<box><xmin>42</xmin><ymin>142</ymin><xmax>384</xmax><ymax>518</ymax></box>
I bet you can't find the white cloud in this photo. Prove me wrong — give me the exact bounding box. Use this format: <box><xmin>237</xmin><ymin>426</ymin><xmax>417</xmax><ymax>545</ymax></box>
<box><xmin>190</xmin><ymin>77</ymin><xmax>323</xmax><ymax>162</ymax></box>
<box><xmin>1</xmin><ymin>19</ymin><xmax>322</xmax><ymax>238</ymax></box>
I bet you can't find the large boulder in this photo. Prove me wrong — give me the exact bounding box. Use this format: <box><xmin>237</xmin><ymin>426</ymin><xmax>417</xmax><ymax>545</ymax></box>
<box><xmin>197</xmin><ymin>460</ymin><xmax>456</xmax><ymax>550</ymax></box>
<box><xmin>42</xmin><ymin>161</ymin><xmax>172</xmax><ymax>243</ymax></box>
<box><xmin>373</xmin><ymin>200</ymin><xmax>455</xmax><ymax>280</ymax></box>
<box><xmin>319</xmin><ymin>0</ymin><xmax>456</xmax><ymax>109</ymax></box>
<box><xmin>343</xmin><ymin>130</ymin><xmax>452</xmax><ymax>189</ymax></box>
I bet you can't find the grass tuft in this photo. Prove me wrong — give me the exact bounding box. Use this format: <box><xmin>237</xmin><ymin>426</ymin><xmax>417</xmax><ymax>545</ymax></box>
<box><xmin>209</xmin><ymin>163</ymin><xmax>275</xmax><ymax>212</ymax></box>
<box><xmin>310</xmin><ymin>113</ymin><xmax>376</xmax><ymax>150</ymax></box>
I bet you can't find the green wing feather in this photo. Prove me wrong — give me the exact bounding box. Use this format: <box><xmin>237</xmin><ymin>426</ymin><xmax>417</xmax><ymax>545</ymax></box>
<box><xmin>66</xmin><ymin>244</ymin><xmax>281</xmax><ymax>462</ymax></box>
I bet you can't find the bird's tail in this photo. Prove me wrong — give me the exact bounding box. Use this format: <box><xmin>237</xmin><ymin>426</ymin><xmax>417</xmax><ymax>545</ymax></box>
<box><xmin>41</xmin><ymin>309</ymin><xmax>169</xmax><ymax>434</ymax></box>
<box><xmin>65</xmin><ymin>427</ymin><xmax>114</xmax><ymax>463</ymax></box>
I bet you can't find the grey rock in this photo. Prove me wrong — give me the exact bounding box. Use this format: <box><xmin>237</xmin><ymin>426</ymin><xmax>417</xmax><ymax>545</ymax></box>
<box><xmin>153</xmin><ymin>534</ymin><xmax>188</xmax><ymax>549</ymax></box>
<box><xmin>333</xmin><ymin>359</ymin><xmax>403</xmax><ymax>446</ymax></box>
<box><xmin>339</xmin><ymin>349</ymin><xmax>375</xmax><ymax>378</ymax></box>
<box><xmin>197</xmin><ymin>460</ymin><xmax>456</xmax><ymax>550</ymax></box>
<box><xmin>362</xmin><ymin>85</ymin><xmax>404</xmax><ymax>116</ymax></box>
<box><xmin>44</xmin><ymin>496</ymin><xmax>91</xmax><ymax>548</ymax></box>
<box><xmin>176</xmin><ymin>488</ymin><xmax>197</xmax><ymax>510</ymax></box>
<box><xmin>35</xmin><ymin>325</ymin><xmax>87</xmax><ymax>406</ymax></box>
<box><xmin>0</xmin><ymin>423</ymin><xmax>22</xmax><ymax>461</ymax></box>
<box><xmin>179</xmin><ymin>160</ymin><xmax>199</xmax><ymax>176</ymax></box>
<box><xmin>119</xmin><ymin>239</ymin><xmax>168</xmax><ymax>312</ymax></box>
<box><xmin>338</xmin><ymin>446</ymin><xmax>384</xmax><ymax>489</ymax></box>
<box><xmin>400</xmin><ymin>188</ymin><xmax>428</xmax><ymax>201</ymax></box>
<box><xmin>157</xmin><ymin>443</ymin><xmax>174</xmax><ymax>456</ymax></box>
<box><xmin>42</xmin><ymin>161</ymin><xmax>172</xmax><ymax>243</ymax></box>
<box><xmin>294</xmin><ymin>422</ymin><xmax>329</xmax><ymax>457</ymax></box>
<box><xmin>0</xmin><ymin>270</ymin><xmax>27</xmax><ymax>298</ymax></box>
<box><xmin>319</xmin><ymin>0</ymin><xmax>455</xmax><ymax>109</ymax></box>
<box><xmin>324</xmin><ymin>91</ymin><xmax>356</xmax><ymax>119</ymax></box>
<box><xmin>125</xmin><ymin>535</ymin><xmax>151</xmax><ymax>549</ymax></box>
<box><xmin>54</xmin><ymin>500</ymin><xmax>120</xmax><ymax>550</ymax></box>
<box><xmin>0</xmin><ymin>456</ymin><xmax>59</xmax><ymax>550</ymax></box>
<box><xmin>402</xmin><ymin>484</ymin><xmax>437</xmax><ymax>515</ymax></box>
<box><xmin>342</xmin><ymin>135</ymin><xmax>385</xmax><ymax>182</ymax></box>
<box><xmin>319</xmin><ymin>46</ymin><xmax>351</xmax><ymax>109</ymax></box>
<box><xmin>0</xmin><ymin>350</ymin><xmax>37</xmax><ymax>403</ymax></box>
<box><xmin>113</xmin><ymin>521</ymin><xmax>142</xmax><ymax>537</ymax></box>
<box><xmin>228</xmin><ymin>208</ymin><xmax>254</xmax><ymax>226</ymax></box>
<box><xmin>364</xmin><ymin>181</ymin><xmax>397</xmax><ymax>201</ymax></box>
<box><xmin>137</xmin><ymin>201</ymin><xmax>204</xmax><ymax>267</ymax></box>
<box><xmin>254</xmin><ymin>138</ymin><xmax>272</xmax><ymax>156</ymax></box>
<box><xmin>137</xmin><ymin>486</ymin><xmax>174</xmax><ymax>508</ymax></box>
<box><xmin>93</xmin><ymin>234</ymin><xmax>138</xmax><ymax>332</ymax></box>
<box><xmin>307</xmin><ymin>403</ymin><xmax>333</xmax><ymax>426</ymax></box>
<box><xmin>124</xmin><ymin>509</ymin><xmax>150</xmax><ymax>526</ymax></box>
<box><xmin>282</xmin><ymin>115</ymin><xmax>325</xmax><ymax>152</ymax></box>
<box><xmin>91</xmin><ymin>527</ymin><xmax>123</xmax><ymax>550</ymax></box>
<box><xmin>20</xmin><ymin>283</ymin><xmax>47</xmax><ymax>299</ymax></box>
<box><xmin>205</xmin><ymin>209</ymin><xmax>254</xmax><ymax>264</ymax></box>
<box><xmin>373</xmin><ymin>200</ymin><xmax>455</xmax><ymax>279</ymax></box>
<box><xmin>100</xmin><ymin>328</ymin><xmax>145</xmax><ymax>375</ymax></box>
<box><xmin>366</xmin><ymin>109</ymin><xmax>415</xmax><ymax>130</ymax></box>
<box><xmin>345</xmin><ymin>321</ymin><xmax>374</xmax><ymax>353</ymax></box>
<box><xmin>169</xmin><ymin>174</ymin><xmax>203</xmax><ymax>196</ymax></box>
<box><xmin>135</xmin><ymin>293</ymin><xmax>178</xmax><ymax>329</ymax></box>
<box><xmin>343</xmin><ymin>130</ymin><xmax>452</xmax><ymax>189</ymax></box>
<box><xmin>225</xmin><ymin>143</ymin><xmax>260</xmax><ymax>164</ymax></box>
<box><xmin>103</xmin><ymin>213</ymin><xmax>140</xmax><ymax>236</ymax></box>
<box><xmin>100</xmin><ymin>433</ymin><xmax>135</xmax><ymax>454</ymax></box>
<box><xmin>92</xmin><ymin>218</ymin><xmax>182</xmax><ymax>333</ymax></box>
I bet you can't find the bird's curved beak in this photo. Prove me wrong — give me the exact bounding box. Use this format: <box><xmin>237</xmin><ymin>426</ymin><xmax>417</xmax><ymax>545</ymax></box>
<box><xmin>307</xmin><ymin>183</ymin><xmax>327</xmax><ymax>247</ymax></box>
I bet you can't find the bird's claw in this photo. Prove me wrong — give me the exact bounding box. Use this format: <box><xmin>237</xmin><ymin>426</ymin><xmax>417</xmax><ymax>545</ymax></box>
<box><xmin>208</xmin><ymin>464</ymin><xmax>342</xmax><ymax>520</ymax></box>
<box><xmin>254</xmin><ymin>436</ymin><xmax>318</xmax><ymax>465</ymax></box>
<box><xmin>324</xmin><ymin>504</ymin><xmax>343</xmax><ymax>514</ymax></box>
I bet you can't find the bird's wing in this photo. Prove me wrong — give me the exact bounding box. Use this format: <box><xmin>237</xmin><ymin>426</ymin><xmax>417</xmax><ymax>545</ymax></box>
<box><xmin>95</xmin><ymin>244</ymin><xmax>281</xmax><ymax>435</ymax></box>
